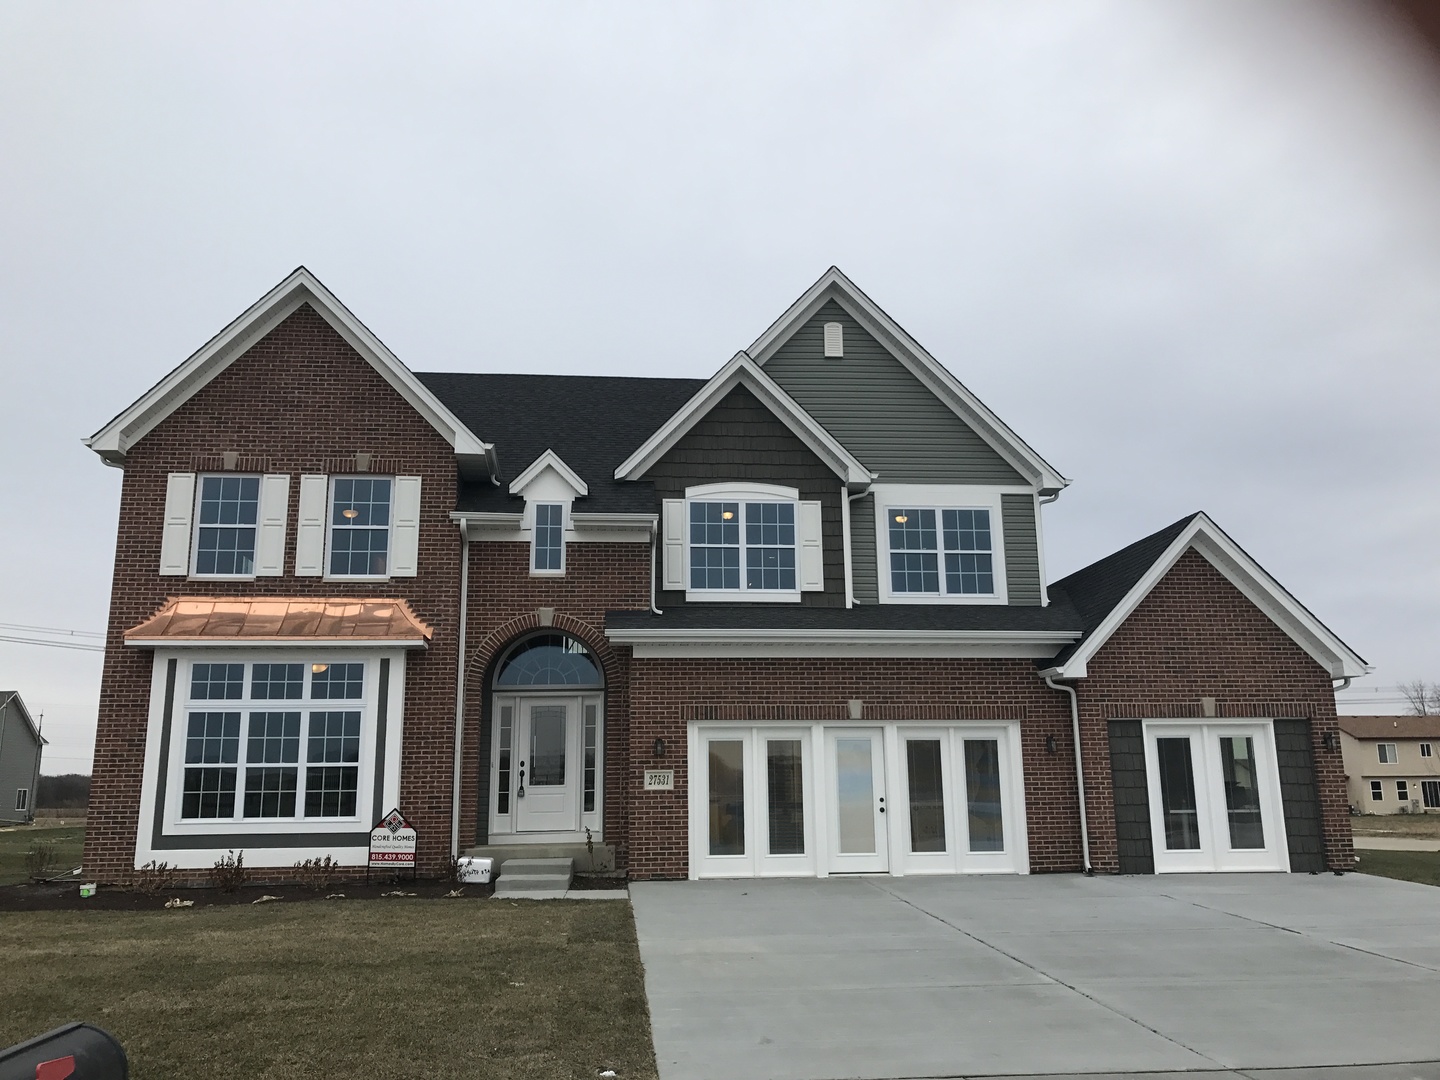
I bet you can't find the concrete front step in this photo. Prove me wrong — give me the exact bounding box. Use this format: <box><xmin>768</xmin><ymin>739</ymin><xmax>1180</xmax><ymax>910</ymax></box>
<box><xmin>494</xmin><ymin>857</ymin><xmax>573</xmax><ymax>898</ymax></box>
<box><xmin>465</xmin><ymin>843</ymin><xmax>616</xmax><ymax>874</ymax></box>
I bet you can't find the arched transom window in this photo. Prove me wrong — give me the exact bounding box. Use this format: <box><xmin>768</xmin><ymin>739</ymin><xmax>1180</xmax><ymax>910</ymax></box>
<box><xmin>494</xmin><ymin>634</ymin><xmax>603</xmax><ymax>688</ymax></box>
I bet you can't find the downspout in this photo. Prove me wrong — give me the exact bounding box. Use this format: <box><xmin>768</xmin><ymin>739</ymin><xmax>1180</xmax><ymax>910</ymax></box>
<box><xmin>450</xmin><ymin>520</ymin><xmax>471</xmax><ymax>860</ymax></box>
<box><xmin>846</xmin><ymin>488</ymin><xmax>870</xmax><ymax>607</ymax></box>
<box><xmin>649</xmin><ymin>519</ymin><xmax>663</xmax><ymax>615</ymax></box>
<box><xmin>1332</xmin><ymin>677</ymin><xmax>1353</xmax><ymax>693</ymax></box>
<box><xmin>1044</xmin><ymin>675</ymin><xmax>1093</xmax><ymax>875</ymax></box>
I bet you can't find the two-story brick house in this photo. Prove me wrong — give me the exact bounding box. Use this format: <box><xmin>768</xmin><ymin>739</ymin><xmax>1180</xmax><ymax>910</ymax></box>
<box><xmin>83</xmin><ymin>266</ymin><xmax>1368</xmax><ymax>883</ymax></box>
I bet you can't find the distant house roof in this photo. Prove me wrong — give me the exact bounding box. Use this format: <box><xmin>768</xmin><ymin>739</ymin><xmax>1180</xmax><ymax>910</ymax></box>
<box><xmin>124</xmin><ymin>598</ymin><xmax>433</xmax><ymax>648</ymax></box>
<box><xmin>416</xmin><ymin>372</ymin><xmax>704</xmax><ymax>514</ymax></box>
<box><xmin>1337</xmin><ymin>715</ymin><xmax>1440</xmax><ymax>740</ymax></box>
<box><xmin>0</xmin><ymin>691</ymin><xmax>47</xmax><ymax>745</ymax></box>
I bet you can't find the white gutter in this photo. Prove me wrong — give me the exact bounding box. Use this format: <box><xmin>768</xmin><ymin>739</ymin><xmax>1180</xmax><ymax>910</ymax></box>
<box><xmin>451</xmin><ymin>519</ymin><xmax>471</xmax><ymax>859</ymax></box>
<box><xmin>649</xmin><ymin>518</ymin><xmax>662</xmax><ymax>615</ymax></box>
<box><xmin>1044</xmin><ymin>675</ymin><xmax>1092</xmax><ymax>875</ymax></box>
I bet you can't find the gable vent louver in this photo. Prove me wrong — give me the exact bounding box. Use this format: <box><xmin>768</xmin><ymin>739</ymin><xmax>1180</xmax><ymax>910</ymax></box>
<box><xmin>823</xmin><ymin>321</ymin><xmax>843</xmax><ymax>358</ymax></box>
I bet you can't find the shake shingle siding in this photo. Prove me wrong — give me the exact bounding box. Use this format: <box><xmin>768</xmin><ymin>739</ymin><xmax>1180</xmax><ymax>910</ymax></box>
<box><xmin>764</xmin><ymin>300</ymin><xmax>1024</xmax><ymax>485</ymax></box>
<box><xmin>647</xmin><ymin>385</ymin><xmax>845</xmax><ymax>609</ymax></box>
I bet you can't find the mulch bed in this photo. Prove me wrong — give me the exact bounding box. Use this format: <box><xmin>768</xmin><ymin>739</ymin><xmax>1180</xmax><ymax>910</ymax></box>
<box><xmin>0</xmin><ymin>872</ymin><xmax>628</xmax><ymax>911</ymax></box>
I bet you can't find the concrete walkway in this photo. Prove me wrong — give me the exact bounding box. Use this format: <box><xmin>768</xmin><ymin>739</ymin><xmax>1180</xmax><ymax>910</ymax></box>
<box><xmin>631</xmin><ymin>873</ymin><xmax>1440</xmax><ymax>1080</ymax></box>
<box><xmin>1354</xmin><ymin>835</ymin><xmax>1440</xmax><ymax>851</ymax></box>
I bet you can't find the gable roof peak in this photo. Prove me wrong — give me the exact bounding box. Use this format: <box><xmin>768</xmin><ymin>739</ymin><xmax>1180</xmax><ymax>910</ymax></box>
<box><xmin>85</xmin><ymin>267</ymin><xmax>497</xmax><ymax>477</ymax></box>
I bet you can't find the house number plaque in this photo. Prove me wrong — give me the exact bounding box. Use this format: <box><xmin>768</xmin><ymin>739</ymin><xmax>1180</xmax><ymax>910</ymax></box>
<box><xmin>643</xmin><ymin>770</ymin><xmax>675</xmax><ymax>791</ymax></box>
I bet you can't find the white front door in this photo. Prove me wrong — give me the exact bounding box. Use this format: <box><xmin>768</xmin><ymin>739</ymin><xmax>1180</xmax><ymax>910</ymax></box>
<box><xmin>515</xmin><ymin>698</ymin><xmax>579</xmax><ymax>833</ymax></box>
<box><xmin>825</xmin><ymin>728</ymin><xmax>889</xmax><ymax>873</ymax></box>
<box><xmin>1144</xmin><ymin>721</ymin><xmax>1289</xmax><ymax>873</ymax></box>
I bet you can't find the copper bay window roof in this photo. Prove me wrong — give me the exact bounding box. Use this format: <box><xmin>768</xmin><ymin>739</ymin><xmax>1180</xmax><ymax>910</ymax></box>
<box><xmin>124</xmin><ymin>597</ymin><xmax>433</xmax><ymax>647</ymax></box>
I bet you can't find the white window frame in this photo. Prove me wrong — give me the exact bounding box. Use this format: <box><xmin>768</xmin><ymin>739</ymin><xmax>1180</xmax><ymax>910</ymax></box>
<box><xmin>1421</xmin><ymin>743</ymin><xmax>1433</xmax><ymax>759</ymax></box>
<box><xmin>873</xmin><ymin>484</ymin><xmax>1009</xmax><ymax>605</ymax></box>
<box><xmin>163</xmin><ymin>652</ymin><xmax>386</xmax><ymax>835</ymax></box>
<box><xmin>14</xmin><ymin>788</ymin><xmax>28</xmax><ymax>812</ymax></box>
<box><xmin>190</xmin><ymin>473</ymin><xmax>263</xmax><ymax>580</ymax></box>
<box><xmin>325</xmin><ymin>475</ymin><xmax>394</xmax><ymax>581</ymax></box>
<box><xmin>1370</xmin><ymin>780</ymin><xmax>1384</xmax><ymax>801</ymax></box>
<box><xmin>1378</xmin><ymin>743</ymin><xmax>1398</xmax><ymax>765</ymax></box>
<box><xmin>530</xmin><ymin>502</ymin><xmax>567</xmax><ymax>576</ymax></box>
<box><xmin>1397</xmin><ymin>779</ymin><xmax>1410</xmax><ymax>803</ymax></box>
<box><xmin>684</xmin><ymin>483</ymin><xmax>803</xmax><ymax>603</ymax></box>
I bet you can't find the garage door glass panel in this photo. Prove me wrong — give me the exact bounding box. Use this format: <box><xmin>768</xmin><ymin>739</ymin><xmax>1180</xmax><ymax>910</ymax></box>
<box><xmin>836</xmin><ymin>737</ymin><xmax>877</xmax><ymax>854</ymax></box>
<box><xmin>766</xmin><ymin>739</ymin><xmax>805</xmax><ymax>855</ymax></box>
<box><xmin>709</xmin><ymin>740</ymin><xmax>745</xmax><ymax>856</ymax></box>
<box><xmin>1157</xmin><ymin>737</ymin><xmax>1200</xmax><ymax>850</ymax></box>
<box><xmin>1219</xmin><ymin>735</ymin><xmax>1264</xmax><ymax>849</ymax></box>
<box><xmin>964</xmin><ymin>739</ymin><xmax>1004</xmax><ymax>852</ymax></box>
<box><xmin>906</xmin><ymin>739</ymin><xmax>946</xmax><ymax>852</ymax></box>
<box><xmin>529</xmin><ymin>706</ymin><xmax>566</xmax><ymax>786</ymax></box>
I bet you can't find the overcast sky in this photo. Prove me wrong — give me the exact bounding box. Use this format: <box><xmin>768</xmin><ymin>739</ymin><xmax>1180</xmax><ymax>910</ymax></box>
<box><xmin>3</xmin><ymin>1</ymin><xmax>1438</xmax><ymax>775</ymax></box>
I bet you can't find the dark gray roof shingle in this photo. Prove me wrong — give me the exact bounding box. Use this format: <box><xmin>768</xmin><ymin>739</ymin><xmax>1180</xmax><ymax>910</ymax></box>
<box><xmin>415</xmin><ymin>372</ymin><xmax>705</xmax><ymax>513</ymax></box>
<box><xmin>605</xmin><ymin>598</ymin><xmax>1084</xmax><ymax>634</ymax></box>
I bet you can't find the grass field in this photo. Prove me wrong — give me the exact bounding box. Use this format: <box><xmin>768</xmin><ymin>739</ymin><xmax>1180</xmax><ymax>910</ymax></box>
<box><xmin>1350</xmin><ymin>814</ymin><xmax>1440</xmax><ymax>838</ymax></box>
<box><xmin>0</xmin><ymin>900</ymin><xmax>657</xmax><ymax>1080</ymax></box>
<box><xmin>1354</xmin><ymin>849</ymin><xmax>1440</xmax><ymax>888</ymax></box>
<box><xmin>0</xmin><ymin>825</ymin><xmax>84</xmax><ymax>885</ymax></box>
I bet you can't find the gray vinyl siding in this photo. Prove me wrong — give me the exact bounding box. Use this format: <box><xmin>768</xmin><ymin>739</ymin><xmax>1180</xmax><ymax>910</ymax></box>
<box><xmin>1108</xmin><ymin>720</ymin><xmax>1155</xmax><ymax>874</ymax></box>
<box><xmin>649</xmin><ymin>385</ymin><xmax>845</xmax><ymax>608</ymax></box>
<box><xmin>850</xmin><ymin>493</ymin><xmax>878</xmax><ymax>604</ymax></box>
<box><xmin>0</xmin><ymin>698</ymin><xmax>43</xmax><ymax>824</ymax></box>
<box><xmin>1274</xmin><ymin>719</ymin><xmax>1326</xmax><ymax>873</ymax></box>
<box><xmin>1001</xmin><ymin>494</ymin><xmax>1041</xmax><ymax>606</ymax></box>
<box><xmin>765</xmin><ymin>300</ymin><xmax>1025</xmax><ymax>485</ymax></box>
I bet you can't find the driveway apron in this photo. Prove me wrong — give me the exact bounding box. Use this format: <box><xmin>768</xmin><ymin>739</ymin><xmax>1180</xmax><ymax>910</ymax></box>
<box><xmin>630</xmin><ymin>873</ymin><xmax>1440</xmax><ymax>1080</ymax></box>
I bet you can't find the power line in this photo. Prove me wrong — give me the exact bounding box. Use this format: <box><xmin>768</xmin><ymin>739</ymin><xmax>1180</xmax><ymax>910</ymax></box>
<box><xmin>0</xmin><ymin>621</ymin><xmax>103</xmax><ymax>639</ymax></box>
<box><xmin>0</xmin><ymin>634</ymin><xmax>105</xmax><ymax>653</ymax></box>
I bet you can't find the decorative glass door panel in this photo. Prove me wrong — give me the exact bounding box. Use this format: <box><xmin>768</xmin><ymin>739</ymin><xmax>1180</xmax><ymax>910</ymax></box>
<box><xmin>825</xmin><ymin>729</ymin><xmax>888</xmax><ymax>873</ymax></box>
<box><xmin>1144</xmin><ymin>722</ymin><xmax>1287</xmax><ymax>873</ymax></box>
<box><xmin>515</xmin><ymin>700</ymin><xmax>579</xmax><ymax>833</ymax></box>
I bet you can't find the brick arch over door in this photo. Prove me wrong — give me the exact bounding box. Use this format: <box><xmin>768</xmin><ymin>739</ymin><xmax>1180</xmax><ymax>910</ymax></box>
<box><xmin>461</xmin><ymin>612</ymin><xmax>629</xmax><ymax>853</ymax></box>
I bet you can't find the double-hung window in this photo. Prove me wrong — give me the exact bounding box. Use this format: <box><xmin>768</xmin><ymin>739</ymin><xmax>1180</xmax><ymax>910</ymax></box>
<box><xmin>1397</xmin><ymin>779</ymin><xmax>1410</xmax><ymax>803</ymax></box>
<box><xmin>193</xmin><ymin>475</ymin><xmax>260</xmax><ymax>576</ymax></box>
<box><xmin>887</xmin><ymin>507</ymin><xmax>997</xmax><ymax>598</ymax></box>
<box><xmin>1370</xmin><ymin>780</ymin><xmax>1383</xmax><ymax>802</ymax></box>
<box><xmin>179</xmin><ymin>659</ymin><xmax>366</xmax><ymax>823</ymax></box>
<box><xmin>689</xmin><ymin>501</ymin><xmax>796</xmax><ymax>593</ymax></box>
<box><xmin>329</xmin><ymin>477</ymin><xmax>392</xmax><ymax>577</ymax></box>
<box><xmin>532</xmin><ymin>503</ymin><xmax>565</xmax><ymax>573</ymax></box>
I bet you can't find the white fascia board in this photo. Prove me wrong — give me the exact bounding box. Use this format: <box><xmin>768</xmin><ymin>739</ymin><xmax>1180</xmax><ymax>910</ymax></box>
<box><xmin>1049</xmin><ymin>513</ymin><xmax>1370</xmax><ymax>681</ymax></box>
<box><xmin>747</xmin><ymin>267</ymin><xmax>1070</xmax><ymax>495</ymax></box>
<box><xmin>613</xmin><ymin>352</ymin><xmax>874</xmax><ymax>487</ymax></box>
<box><xmin>124</xmin><ymin>638</ymin><xmax>430</xmax><ymax>650</ymax></box>
<box><xmin>606</xmin><ymin>627</ymin><xmax>1078</xmax><ymax>659</ymax></box>
<box><xmin>508</xmin><ymin>449</ymin><xmax>588</xmax><ymax>497</ymax></box>
<box><xmin>85</xmin><ymin>267</ymin><xmax>496</xmax><ymax>477</ymax></box>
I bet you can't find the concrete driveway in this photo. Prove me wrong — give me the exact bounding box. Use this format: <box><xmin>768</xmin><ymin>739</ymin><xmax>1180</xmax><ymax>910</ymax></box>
<box><xmin>631</xmin><ymin>872</ymin><xmax>1440</xmax><ymax>1080</ymax></box>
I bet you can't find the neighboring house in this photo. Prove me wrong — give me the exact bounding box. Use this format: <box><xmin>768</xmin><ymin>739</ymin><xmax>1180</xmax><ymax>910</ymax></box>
<box><xmin>0</xmin><ymin>692</ymin><xmax>46</xmax><ymax>825</ymax></box>
<box><xmin>1338</xmin><ymin>715</ymin><xmax>1440</xmax><ymax>814</ymax></box>
<box><xmin>82</xmin><ymin>266</ymin><xmax>1368</xmax><ymax>882</ymax></box>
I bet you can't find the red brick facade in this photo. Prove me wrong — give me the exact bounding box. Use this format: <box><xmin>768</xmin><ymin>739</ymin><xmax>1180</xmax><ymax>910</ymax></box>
<box><xmin>1076</xmin><ymin>549</ymin><xmax>1350</xmax><ymax>873</ymax></box>
<box><xmin>86</xmin><ymin>304</ymin><xmax>461</xmax><ymax>881</ymax></box>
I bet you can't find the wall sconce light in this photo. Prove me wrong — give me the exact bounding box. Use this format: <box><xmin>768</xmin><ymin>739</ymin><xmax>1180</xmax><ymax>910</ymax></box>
<box><xmin>1323</xmin><ymin>731</ymin><xmax>1340</xmax><ymax>753</ymax></box>
<box><xmin>1045</xmin><ymin>734</ymin><xmax>1057</xmax><ymax>755</ymax></box>
<box><xmin>653</xmin><ymin>738</ymin><xmax>666</xmax><ymax>758</ymax></box>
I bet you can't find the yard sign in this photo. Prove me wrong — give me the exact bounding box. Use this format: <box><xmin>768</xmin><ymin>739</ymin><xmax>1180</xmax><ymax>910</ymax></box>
<box><xmin>368</xmin><ymin>808</ymin><xmax>417</xmax><ymax>877</ymax></box>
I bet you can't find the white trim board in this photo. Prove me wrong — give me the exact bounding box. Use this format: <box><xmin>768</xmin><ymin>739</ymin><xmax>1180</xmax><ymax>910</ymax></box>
<box><xmin>606</xmin><ymin>628</ymin><xmax>1079</xmax><ymax>659</ymax></box>
<box><xmin>509</xmin><ymin>450</ymin><xmax>588</xmax><ymax>498</ymax></box>
<box><xmin>746</xmin><ymin>267</ymin><xmax>1069</xmax><ymax>495</ymax></box>
<box><xmin>1041</xmin><ymin>513</ymin><xmax>1369</xmax><ymax>681</ymax></box>
<box><xmin>614</xmin><ymin>351</ymin><xmax>873</xmax><ymax>488</ymax></box>
<box><xmin>85</xmin><ymin>267</ymin><xmax>496</xmax><ymax>477</ymax></box>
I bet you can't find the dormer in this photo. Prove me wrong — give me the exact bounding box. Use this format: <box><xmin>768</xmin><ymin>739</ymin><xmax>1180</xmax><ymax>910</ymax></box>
<box><xmin>508</xmin><ymin>450</ymin><xmax>588</xmax><ymax>575</ymax></box>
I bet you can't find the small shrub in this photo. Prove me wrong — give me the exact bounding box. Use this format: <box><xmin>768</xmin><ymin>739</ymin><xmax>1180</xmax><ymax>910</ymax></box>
<box><xmin>293</xmin><ymin>856</ymin><xmax>339</xmax><ymax>891</ymax></box>
<box><xmin>24</xmin><ymin>842</ymin><xmax>58</xmax><ymax>881</ymax></box>
<box><xmin>210</xmin><ymin>850</ymin><xmax>247</xmax><ymax>893</ymax></box>
<box><xmin>131</xmin><ymin>860</ymin><xmax>178</xmax><ymax>895</ymax></box>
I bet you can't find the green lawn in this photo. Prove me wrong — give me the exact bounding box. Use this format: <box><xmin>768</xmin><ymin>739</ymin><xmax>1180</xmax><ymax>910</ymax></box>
<box><xmin>0</xmin><ymin>825</ymin><xmax>84</xmax><ymax>885</ymax></box>
<box><xmin>0</xmin><ymin>901</ymin><xmax>657</xmax><ymax>1080</ymax></box>
<box><xmin>1354</xmin><ymin>849</ymin><xmax>1440</xmax><ymax>888</ymax></box>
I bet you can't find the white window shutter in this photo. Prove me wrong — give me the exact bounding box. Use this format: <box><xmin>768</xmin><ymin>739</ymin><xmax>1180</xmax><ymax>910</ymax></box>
<box><xmin>390</xmin><ymin>476</ymin><xmax>422</xmax><ymax>577</ymax></box>
<box><xmin>662</xmin><ymin>499</ymin><xmax>686</xmax><ymax>590</ymax></box>
<box><xmin>295</xmin><ymin>474</ymin><xmax>328</xmax><ymax>576</ymax></box>
<box><xmin>254</xmin><ymin>474</ymin><xmax>290</xmax><ymax>576</ymax></box>
<box><xmin>159</xmin><ymin>472</ymin><xmax>196</xmax><ymax>576</ymax></box>
<box><xmin>799</xmin><ymin>500</ymin><xmax>824</xmax><ymax>591</ymax></box>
